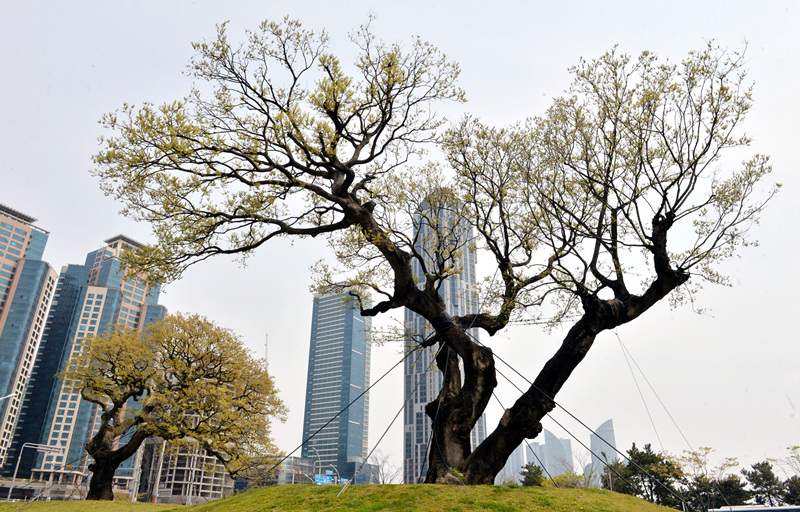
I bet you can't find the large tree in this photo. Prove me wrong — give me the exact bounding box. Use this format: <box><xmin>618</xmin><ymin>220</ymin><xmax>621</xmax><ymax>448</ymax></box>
<box><xmin>93</xmin><ymin>18</ymin><xmax>777</xmax><ymax>485</ymax></box>
<box><xmin>62</xmin><ymin>313</ymin><xmax>285</xmax><ymax>500</ymax></box>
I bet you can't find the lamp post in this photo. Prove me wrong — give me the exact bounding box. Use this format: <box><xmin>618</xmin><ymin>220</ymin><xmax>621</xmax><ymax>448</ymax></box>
<box><xmin>309</xmin><ymin>446</ymin><xmax>321</xmax><ymax>477</ymax></box>
<box><xmin>327</xmin><ymin>464</ymin><xmax>340</xmax><ymax>485</ymax></box>
<box><xmin>7</xmin><ymin>443</ymin><xmax>64</xmax><ymax>501</ymax></box>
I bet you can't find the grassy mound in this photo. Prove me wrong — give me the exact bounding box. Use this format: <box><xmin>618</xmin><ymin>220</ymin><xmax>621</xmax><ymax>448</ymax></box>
<box><xmin>0</xmin><ymin>484</ymin><xmax>674</xmax><ymax>512</ymax></box>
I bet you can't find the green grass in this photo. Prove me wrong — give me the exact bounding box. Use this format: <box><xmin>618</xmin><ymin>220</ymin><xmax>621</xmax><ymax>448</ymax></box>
<box><xmin>0</xmin><ymin>501</ymin><xmax>175</xmax><ymax>512</ymax></box>
<box><xmin>0</xmin><ymin>485</ymin><xmax>674</xmax><ymax>512</ymax></box>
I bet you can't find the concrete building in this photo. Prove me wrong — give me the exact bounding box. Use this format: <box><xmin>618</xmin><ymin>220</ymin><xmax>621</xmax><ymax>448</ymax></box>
<box><xmin>403</xmin><ymin>196</ymin><xmax>486</xmax><ymax>484</ymax></box>
<box><xmin>139</xmin><ymin>440</ymin><xmax>234</xmax><ymax>505</ymax></box>
<box><xmin>301</xmin><ymin>291</ymin><xmax>372</xmax><ymax>484</ymax></box>
<box><xmin>4</xmin><ymin>235</ymin><xmax>166</xmax><ymax>492</ymax></box>
<box><xmin>0</xmin><ymin>204</ymin><xmax>57</xmax><ymax>468</ymax></box>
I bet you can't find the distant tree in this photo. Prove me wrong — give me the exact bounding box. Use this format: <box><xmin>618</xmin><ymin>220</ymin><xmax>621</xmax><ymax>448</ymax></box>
<box><xmin>684</xmin><ymin>475</ymin><xmax>748</xmax><ymax>511</ymax></box>
<box><xmin>549</xmin><ymin>472</ymin><xmax>585</xmax><ymax>489</ymax></box>
<box><xmin>368</xmin><ymin>449</ymin><xmax>402</xmax><ymax>484</ymax></box>
<box><xmin>519</xmin><ymin>463</ymin><xmax>544</xmax><ymax>487</ymax></box>
<box><xmin>784</xmin><ymin>475</ymin><xmax>800</xmax><ymax>505</ymax></box>
<box><xmin>715</xmin><ymin>475</ymin><xmax>750</xmax><ymax>508</ymax></box>
<box><xmin>677</xmin><ymin>447</ymin><xmax>745</xmax><ymax>511</ymax></box>
<box><xmin>601</xmin><ymin>459</ymin><xmax>627</xmax><ymax>492</ymax></box>
<box><xmin>613</xmin><ymin>443</ymin><xmax>684</xmax><ymax>509</ymax></box>
<box><xmin>93</xmin><ymin>15</ymin><xmax>777</xmax><ymax>485</ymax></box>
<box><xmin>742</xmin><ymin>461</ymin><xmax>785</xmax><ymax>506</ymax></box>
<box><xmin>771</xmin><ymin>446</ymin><xmax>800</xmax><ymax>505</ymax></box>
<box><xmin>62</xmin><ymin>313</ymin><xmax>286</xmax><ymax>500</ymax></box>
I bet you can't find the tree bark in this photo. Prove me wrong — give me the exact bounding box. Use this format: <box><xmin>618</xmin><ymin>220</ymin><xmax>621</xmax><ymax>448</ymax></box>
<box><xmin>86</xmin><ymin>453</ymin><xmax>123</xmax><ymax>500</ymax></box>
<box><xmin>463</xmin><ymin>311</ymin><xmax>603</xmax><ymax>483</ymax></box>
<box><xmin>84</xmin><ymin>421</ymin><xmax>149</xmax><ymax>500</ymax></box>
<box><xmin>422</xmin><ymin>320</ymin><xmax>497</xmax><ymax>484</ymax></box>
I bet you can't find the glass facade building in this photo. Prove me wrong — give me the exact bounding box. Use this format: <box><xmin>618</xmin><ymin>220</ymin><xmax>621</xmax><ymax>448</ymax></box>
<box><xmin>525</xmin><ymin>429</ymin><xmax>574</xmax><ymax>478</ymax></box>
<box><xmin>583</xmin><ymin>419</ymin><xmax>617</xmax><ymax>485</ymax></box>
<box><xmin>403</xmin><ymin>197</ymin><xmax>486</xmax><ymax>483</ymax></box>
<box><xmin>301</xmin><ymin>291</ymin><xmax>372</xmax><ymax>483</ymax></box>
<box><xmin>0</xmin><ymin>204</ymin><xmax>57</xmax><ymax>467</ymax></box>
<box><xmin>3</xmin><ymin>235</ymin><xmax>166</xmax><ymax>487</ymax></box>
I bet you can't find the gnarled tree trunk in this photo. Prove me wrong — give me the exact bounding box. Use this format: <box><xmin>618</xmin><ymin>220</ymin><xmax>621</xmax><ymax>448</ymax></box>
<box><xmin>86</xmin><ymin>451</ymin><xmax>123</xmax><ymax>500</ymax></box>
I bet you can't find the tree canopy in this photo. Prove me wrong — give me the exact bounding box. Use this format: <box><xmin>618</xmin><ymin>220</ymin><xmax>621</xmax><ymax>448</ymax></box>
<box><xmin>742</xmin><ymin>461</ymin><xmax>785</xmax><ymax>506</ymax></box>
<box><xmin>92</xmin><ymin>18</ymin><xmax>777</xmax><ymax>485</ymax></box>
<box><xmin>62</xmin><ymin>313</ymin><xmax>286</xmax><ymax>500</ymax></box>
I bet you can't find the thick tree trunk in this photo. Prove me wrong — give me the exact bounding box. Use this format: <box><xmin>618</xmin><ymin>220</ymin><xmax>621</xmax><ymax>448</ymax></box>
<box><xmin>86</xmin><ymin>454</ymin><xmax>122</xmax><ymax>500</ymax></box>
<box><xmin>423</xmin><ymin>323</ymin><xmax>497</xmax><ymax>484</ymax></box>
<box><xmin>424</xmin><ymin>345</ymin><xmax>469</xmax><ymax>484</ymax></box>
<box><xmin>463</xmin><ymin>312</ymin><xmax>603</xmax><ymax>483</ymax></box>
<box><xmin>83</xmin><ymin>419</ymin><xmax>149</xmax><ymax>500</ymax></box>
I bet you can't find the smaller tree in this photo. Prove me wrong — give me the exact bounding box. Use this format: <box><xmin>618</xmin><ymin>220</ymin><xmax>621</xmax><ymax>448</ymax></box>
<box><xmin>742</xmin><ymin>461</ymin><xmax>785</xmax><ymax>506</ymax></box>
<box><xmin>519</xmin><ymin>462</ymin><xmax>544</xmax><ymax>487</ymax></box>
<box><xmin>684</xmin><ymin>475</ymin><xmax>749</xmax><ymax>511</ymax></box>
<box><xmin>368</xmin><ymin>449</ymin><xmax>402</xmax><ymax>484</ymax></box>
<box><xmin>613</xmin><ymin>443</ymin><xmax>684</xmax><ymax>509</ymax></box>
<box><xmin>62</xmin><ymin>313</ymin><xmax>287</xmax><ymax>500</ymax></box>
<box><xmin>601</xmin><ymin>459</ymin><xmax>627</xmax><ymax>492</ymax></box>
<box><xmin>677</xmin><ymin>447</ymin><xmax>746</xmax><ymax>511</ymax></box>
<box><xmin>771</xmin><ymin>445</ymin><xmax>800</xmax><ymax>504</ymax></box>
<box><xmin>784</xmin><ymin>475</ymin><xmax>800</xmax><ymax>505</ymax></box>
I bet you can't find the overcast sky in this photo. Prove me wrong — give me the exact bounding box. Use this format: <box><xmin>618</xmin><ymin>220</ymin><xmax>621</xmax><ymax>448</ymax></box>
<box><xmin>1</xmin><ymin>1</ymin><xmax>798</xmax><ymax>477</ymax></box>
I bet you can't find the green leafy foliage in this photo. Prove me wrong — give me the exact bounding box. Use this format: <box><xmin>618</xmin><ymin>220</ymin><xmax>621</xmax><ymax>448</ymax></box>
<box><xmin>606</xmin><ymin>443</ymin><xmax>684</xmax><ymax>509</ymax></box>
<box><xmin>62</xmin><ymin>313</ymin><xmax>287</xmax><ymax>499</ymax></box>
<box><xmin>519</xmin><ymin>462</ymin><xmax>544</xmax><ymax>487</ymax></box>
<box><xmin>742</xmin><ymin>460</ymin><xmax>785</xmax><ymax>506</ymax></box>
<box><xmin>90</xmin><ymin>15</ymin><xmax>778</xmax><ymax>486</ymax></box>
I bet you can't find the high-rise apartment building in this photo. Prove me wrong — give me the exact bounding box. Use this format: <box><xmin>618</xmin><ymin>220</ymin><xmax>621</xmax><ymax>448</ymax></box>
<box><xmin>0</xmin><ymin>204</ymin><xmax>57</xmax><ymax>468</ymax></box>
<box><xmin>4</xmin><ymin>235</ymin><xmax>166</xmax><ymax>491</ymax></box>
<box><xmin>301</xmin><ymin>291</ymin><xmax>372</xmax><ymax>483</ymax></box>
<box><xmin>403</xmin><ymin>197</ymin><xmax>486</xmax><ymax>484</ymax></box>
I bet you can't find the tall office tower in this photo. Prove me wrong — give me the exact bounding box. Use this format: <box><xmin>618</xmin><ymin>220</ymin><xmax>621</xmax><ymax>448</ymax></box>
<box><xmin>583</xmin><ymin>419</ymin><xmax>617</xmax><ymax>486</ymax></box>
<box><xmin>403</xmin><ymin>197</ymin><xmax>487</xmax><ymax>484</ymax></box>
<box><xmin>301</xmin><ymin>291</ymin><xmax>372</xmax><ymax>483</ymax></box>
<box><xmin>525</xmin><ymin>429</ymin><xmax>574</xmax><ymax>478</ymax></box>
<box><xmin>3</xmin><ymin>235</ymin><xmax>166</xmax><ymax>491</ymax></box>
<box><xmin>0</xmin><ymin>204</ymin><xmax>57</xmax><ymax>467</ymax></box>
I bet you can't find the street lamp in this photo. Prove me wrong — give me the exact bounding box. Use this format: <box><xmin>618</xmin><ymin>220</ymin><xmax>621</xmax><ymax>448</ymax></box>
<box><xmin>7</xmin><ymin>443</ymin><xmax>64</xmax><ymax>501</ymax></box>
<box><xmin>327</xmin><ymin>464</ymin><xmax>340</xmax><ymax>485</ymax></box>
<box><xmin>309</xmin><ymin>446</ymin><xmax>321</xmax><ymax>477</ymax></box>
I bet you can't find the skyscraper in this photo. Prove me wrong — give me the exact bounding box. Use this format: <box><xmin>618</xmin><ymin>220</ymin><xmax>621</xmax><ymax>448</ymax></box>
<box><xmin>4</xmin><ymin>235</ymin><xmax>166</xmax><ymax>491</ymax></box>
<box><xmin>525</xmin><ymin>429</ymin><xmax>574</xmax><ymax>478</ymax></box>
<box><xmin>403</xmin><ymin>196</ymin><xmax>486</xmax><ymax>484</ymax></box>
<box><xmin>0</xmin><ymin>204</ymin><xmax>57</xmax><ymax>468</ymax></box>
<box><xmin>301</xmin><ymin>291</ymin><xmax>372</xmax><ymax>483</ymax></box>
<box><xmin>583</xmin><ymin>419</ymin><xmax>617</xmax><ymax>485</ymax></box>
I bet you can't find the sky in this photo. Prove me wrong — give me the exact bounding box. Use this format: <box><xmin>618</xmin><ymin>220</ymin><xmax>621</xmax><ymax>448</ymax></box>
<box><xmin>1</xmin><ymin>0</ymin><xmax>798</xmax><ymax>480</ymax></box>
